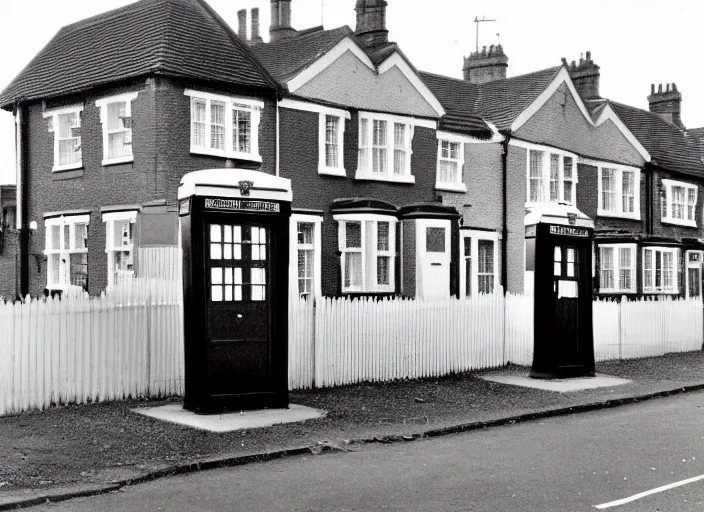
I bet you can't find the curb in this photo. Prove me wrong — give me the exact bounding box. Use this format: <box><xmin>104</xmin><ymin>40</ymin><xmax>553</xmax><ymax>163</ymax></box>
<box><xmin>3</xmin><ymin>382</ymin><xmax>704</xmax><ymax>510</ymax></box>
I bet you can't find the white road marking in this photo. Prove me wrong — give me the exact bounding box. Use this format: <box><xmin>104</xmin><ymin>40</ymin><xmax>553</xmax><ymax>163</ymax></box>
<box><xmin>595</xmin><ymin>473</ymin><xmax>704</xmax><ymax>509</ymax></box>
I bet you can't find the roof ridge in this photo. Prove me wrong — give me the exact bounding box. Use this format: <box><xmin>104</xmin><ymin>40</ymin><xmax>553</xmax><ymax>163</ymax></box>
<box><xmin>60</xmin><ymin>0</ymin><xmax>154</xmax><ymax>35</ymax></box>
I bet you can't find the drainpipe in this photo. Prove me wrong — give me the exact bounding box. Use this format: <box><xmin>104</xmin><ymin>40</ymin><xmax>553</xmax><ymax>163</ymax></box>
<box><xmin>16</xmin><ymin>101</ymin><xmax>29</xmax><ymax>298</ymax></box>
<box><xmin>500</xmin><ymin>130</ymin><xmax>511</xmax><ymax>293</ymax></box>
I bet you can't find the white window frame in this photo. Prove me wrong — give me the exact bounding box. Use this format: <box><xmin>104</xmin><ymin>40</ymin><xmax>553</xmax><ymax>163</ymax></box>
<box><xmin>661</xmin><ymin>178</ymin><xmax>698</xmax><ymax>228</ymax></box>
<box><xmin>96</xmin><ymin>92</ymin><xmax>139</xmax><ymax>166</ymax></box>
<box><xmin>43</xmin><ymin>104</ymin><xmax>84</xmax><ymax>172</ymax></box>
<box><xmin>356</xmin><ymin>112</ymin><xmax>420</xmax><ymax>184</ymax></box>
<box><xmin>435</xmin><ymin>131</ymin><xmax>467</xmax><ymax>193</ymax></box>
<box><xmin>44</xmin><ymin>214</ymin><xmax>90</xmax><ymax>291</ymax></box>
<box><xmin>184</xmin><ymin>89</ymin><xmax>263</xmax><ymax>162</ymax></box>
<box><xmin>642</xmin><ymin>246</ymin><xmax>679</xmax><ymax>294</ymax></box>
<box><xmin>460</xmin><ymin>230</ymin><xmax>499</xmax><ymax>298</ymax></box>
<box><xmin>290</xmin><ymin>214</ymin><xmax>322</xmax><ymax>299</ymax></box>
<box><xmin>596</xmin><ymin>165</ymin><xmax>641</xmax><ymax>220</ymax></box>
<box><xmin>513</xmin><ymin>140</ymin><xmax>578</xmax><ymax>206</ymax></box>
<box><xmin>598</xmin><ymin>243</ymin><xmax>637</xmax><ymax>294</ymax></box>
<box><xmin>318</xmin><ymin>110</ymin><xmax>349</xmax><ymax>177</ymax></box>
<box><xmin>685</xmin><ymin>250</ymin><xmax>703</xmax><ymax>299</ymax></box>
<box><xmin>334</xmin><ymin>213</ymin><xmax>398</xmax><ymax>293</ymax></box>
<box><xmin>103</xmin><ymin>210</ymin><xmax>137</xmax><ymax>287</ymax></box>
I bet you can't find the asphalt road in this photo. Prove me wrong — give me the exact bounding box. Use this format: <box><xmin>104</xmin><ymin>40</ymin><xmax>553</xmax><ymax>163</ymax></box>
<box><xmin>33</xmin><ymin>390</ymin><xmax>704</xmax><ymax>512</ymax></box>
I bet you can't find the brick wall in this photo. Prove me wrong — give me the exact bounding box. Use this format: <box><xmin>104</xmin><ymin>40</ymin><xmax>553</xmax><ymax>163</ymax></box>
<box><xmin>279</xmin><ymin>107</ymin><xmax>440</xmax><ymax>296</ymax></box>
<box><xmin>23</xmin><ymin>76</ymin><xmax>276</xmax><ymax>296</ymax></box>
<box><xmin>0</xmin><ymin>229</ymin><xmax>19</xmax><ymax>298</ymax></box>
<box><xmin>515</xmin><ymin>82</ymin><xmax>645</xmax><ymax>167</ymax></box>
<box><xmin>505</xmin><ymin>145</ymin><xmax>527</xmax><ymax>293</ymax></box>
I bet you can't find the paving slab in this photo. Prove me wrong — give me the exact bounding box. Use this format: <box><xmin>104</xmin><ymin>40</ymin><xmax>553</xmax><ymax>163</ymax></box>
<box><xmin>479</xmin><ymin>373</ymin><xmax>630</xmax><ymax>392</ymax></box>
<box><xmin>132</xmin><ymin>404</ymin><xmax>327</xmax><ymax>433</ymax></box>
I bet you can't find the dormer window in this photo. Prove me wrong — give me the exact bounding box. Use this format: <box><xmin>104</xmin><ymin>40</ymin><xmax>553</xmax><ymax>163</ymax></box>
<box><xmin>96</xmin><ymin>92</ymin><xmax>139</xmax><ymax>166</ymax></box>
<box><xmin>43</xmin><ymin>105</ymin><xmax>83</xmax><ymax>172</ymax></box>
<box><xmin>185</xmin><ymin>89</ymin><xmax>263</xmax><ymax>162</ymax></box>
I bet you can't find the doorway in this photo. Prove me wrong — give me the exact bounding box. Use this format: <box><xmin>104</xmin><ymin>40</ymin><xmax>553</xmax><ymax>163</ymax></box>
<box><xmin>686</xmin><ymin>250</ymin><xmax>703</xmax><ymax>299</ymax></box>
<box><xmin>206</xmin><ymin>220</ymin><xmax>271</xmax><ymax>395</ymax></box>
<box><xmin>417</xmin><ymin>219</ymin><xmax>451</xmax><ymax>299</ymax></box>
<box><xmin>552</xmin><ymin>243</ymin><xmax>584</xmax><ymax>368</ymax></box>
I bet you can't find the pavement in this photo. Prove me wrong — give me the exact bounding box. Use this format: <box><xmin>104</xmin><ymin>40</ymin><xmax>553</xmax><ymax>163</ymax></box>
<box><xmin>25</xmin><ymin>390</ymin><xmax>704</xmax><ymax>512</ymax></box>
<box><xmin>1</xmin><ymin>350</ymin><xmax>704</xmax><ymax>510</ymax></box>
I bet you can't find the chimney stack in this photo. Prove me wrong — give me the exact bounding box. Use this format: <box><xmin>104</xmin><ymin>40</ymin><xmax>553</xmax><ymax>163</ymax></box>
<box><xmin>564</xmin><ymin>51</ymin><xmax>600</xmax><ymax>101</ymax></box>
<box><xmin>355</xmin><ymin>0</ymin><xmax>389</xmax><ymax>49</ymax></box>
<box><xmin>270</xmin><ymin>0</ymin><xmax>296</xmax><ymax>42</ymax></box>
<box><xmin>237</xmin><ymin>9</ymin><xmax>247</xmax><ymax>40</ymax></box>
<box><xmin>648</xmin><ymin>83</ymin><xmax>685</xmax><ymax>130</ymax></box>
<box><xmin>251</xmin><ymin>8</ymin><xmax>263</xmax><ymax>43</ymax></box>
<box><xmin>462</xmin><ymin>44</ymin><xmax>508</xmax><ymax>84</ymax></box>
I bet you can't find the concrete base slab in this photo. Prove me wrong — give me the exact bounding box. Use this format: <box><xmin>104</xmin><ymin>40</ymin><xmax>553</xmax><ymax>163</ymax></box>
<box><xmin>132</xmin><ymin>404</ymin><xmax>326</xmax><ymax>433</ymax></box>
<box><xmin>480</xmin><ymin>374</ymin><xmax>631</xmax><ymax>392</ymax></box>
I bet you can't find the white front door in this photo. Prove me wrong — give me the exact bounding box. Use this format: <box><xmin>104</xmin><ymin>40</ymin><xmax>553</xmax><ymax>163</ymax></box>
<box><xmin>686</xmin><ymin>250</ymin><xmax>703</xmax><ymax>299</ymax></box>
<box><xmin>416</xmin><ymin>219</ymin><xmax>451</xmax><ymax>299</ymax></box>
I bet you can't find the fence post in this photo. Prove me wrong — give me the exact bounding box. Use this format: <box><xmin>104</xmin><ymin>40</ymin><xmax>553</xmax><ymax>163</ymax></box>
<box><xmin>619</xmin><ymin>295</ymin><xmax>625</xmax><ymax>360</ymax></box>
<box><xmin>311</xmin><ymin>297</ymin><xmax>317</xmax><ymax>389</ymax></box>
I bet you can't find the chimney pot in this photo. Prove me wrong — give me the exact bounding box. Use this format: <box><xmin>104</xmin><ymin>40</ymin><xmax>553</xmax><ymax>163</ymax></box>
<box><xmin>463</xmin><ymin>42</ymin><xmax>508</xmax><ymax>84</ymax></box>
<box><xmin>651</xmin><ymin>83</ymin><xmax>655</xmax><ymax>94</ymax></box>
<box><xmin>586</xmin><ymin>50</ymin><xmax>591</xmax><ymax>61</ymax></box>
<box><xmin>237</xmin><ymin>9</ymin><xmax>247</xmax><ymax>40</ymax></box>
<box><xmin>566</xmin><ymin>51</ymin><xmax>601</xmax><ymax>100</ymax></box>
<box><xmin>648</xmin><ymin>81</ymin><xmax>684</xmax><ymax>129</ymax></box>
<box><xmin>658</xmin><ymin>84</ymin><xmax>663</xmax><ymax>93</ymax></box>
<box><xmin>270</xmin><ymin>0</ymin><xmax>295</xmax><ymax>42</ymax></box>
<box><xmin>355</xmin><ymin>0</ymin><xmax>389</xmax><ymax>49</ymax></box>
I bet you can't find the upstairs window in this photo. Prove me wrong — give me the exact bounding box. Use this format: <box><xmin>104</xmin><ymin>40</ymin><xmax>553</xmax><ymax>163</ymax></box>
<box><xmin>526</xmin><ymin>148</ymin><xmax>577</xmax><ymax>205</ymax></box>
<box><xmin>44</xmin><ymin>214</ymin><xmax>90</xmax><ymax>291</ymax></box>
<box><xmin>336</xmin><ymin>215</ymin><xmax>397</xmax><ymax>293</ymax></box>
<box><xmin>185</xmin><ymin>89</ymin><xmax>263</xmax><ymax>162</ymax></box>
<box><xmin>103</xmin><ymin>211</ymin><xmax>137</xmax><ymax>286</ymax></box>
<box><xmin>357</xmin><ymin>113</ymin><xmax>414</xmax><ymax>183</ymax></box>
<box><xmin>661</xmin><ymin>179</ymin><xmax>697</xmax><ymax>227</ymax></box>
<box><xmin>43</xmin><ymin>105</ymin><xmax>83</xmax><ymax>172</ymax></box>
<box><xmin>96</xmin><ymin>92</ymin><xmax>139</xmax><ymax>166</ymax></box>
<box><xmin>317</xmin><ymin>110</ymin><xmax>348</xmax><ymax>176</ymax></box>
<box><xmin>597</xmin><ymin>166</ymin><xmax>640</xmax><ymax>220</ymax></box>
<box><xmin>436</xmin><ymin>134</ymin><xmax>467</xmax><ymax>192</ymax></box>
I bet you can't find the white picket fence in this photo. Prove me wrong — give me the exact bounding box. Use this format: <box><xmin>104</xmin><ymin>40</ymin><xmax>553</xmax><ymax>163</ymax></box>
<box><xmin>0</xmin><ymin>279</ymin><xmax>184</xmax><ymax>416</ymax></box>
<box><xmin>0</xmin><ymin>285</ymin><xmax>702</xmax><ymax>416</ymax></box>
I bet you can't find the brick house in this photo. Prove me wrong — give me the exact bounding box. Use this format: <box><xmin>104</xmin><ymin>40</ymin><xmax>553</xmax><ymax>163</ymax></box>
<box><xmin>0</xmin><ymin>0</ymin><xmax>280</xmax><ymax>297</ymax></box>
<box><xmin>420</xmin><ymin>48</ymin><xmax>652</xmax><ymax>296</ymax></box>
<box><xmin>248</xmin><ymin>0</ymin><xmax>493</xmax><ymax>299</ymax></box>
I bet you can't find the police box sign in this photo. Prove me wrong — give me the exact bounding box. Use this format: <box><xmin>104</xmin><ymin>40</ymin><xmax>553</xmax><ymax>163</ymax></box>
<box><xmin>204</xmin><ymin>198</ymin><xmax>280</xmax><ymax>213</ymax></box>
<box><xmin>549</xmin><ymin>225</ymin><xmax>589</xmax><ymax>237</ymax></box>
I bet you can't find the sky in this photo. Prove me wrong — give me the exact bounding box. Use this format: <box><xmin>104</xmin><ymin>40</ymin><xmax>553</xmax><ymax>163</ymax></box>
<box><xmin>0</xmin><ymin>0</ymin><xmax>702</xmax><ymax>184</ymax></box>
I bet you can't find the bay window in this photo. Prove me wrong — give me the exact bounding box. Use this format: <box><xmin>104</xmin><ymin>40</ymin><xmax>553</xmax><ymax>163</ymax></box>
<box><xmin>435</xmin><ymin>132</ymin><xmax>467</xmax><ymax>192</ymax></box>
<box><xmin>96</xmin><ymin>92</ymin><xmax>138</xmax><ymax>166</ymax></box>
<box><xmin>43</xmin><ymin>105</ymin><xmax>83</xmax><ymax>172</ymax></box>
<box><xmin>597</xmin><ymin>166</ymin><xmax>640</xmax><ymax>220</ymax></box>
<box><xmin>185</xmin><ymin>89</ymin><xmax>262</xmax><ymax>162</ymax></box>
<box><xmin>661</xmin><ymin>179</ymin><xmax>697</xmax><ymax>227</ymax></box>
<box><xmin>103</xmin><ymin>210</ymin><xmax>137</xmax><ymax>286</ymax></box>
<box><xmin>357</xmin><ymin>113</ymin><xmax>415</xmax><ymax>183</ymax></box>
<box><xmin>643</xmin><ymin>246</ymin><xmax>679</xmax><ymax>293</ymax></box>
<box><xmin>526</xmin><ymin>147</ymin><xmax>577</xmax><ymax>205</ymax></box>
<box><xmin>336</xmin><ymin>214</ymin><xmax>397</xmax><ymax>293</ymax></box>
<box><xmin>598</xmin><ymin>244</ymin><xmax>636</xmax><ymax>293</ymax></box>
<box><xmin>44</xmin><ymin>214</ymin><xmax>90</xmax><ymax>291</ymax></box>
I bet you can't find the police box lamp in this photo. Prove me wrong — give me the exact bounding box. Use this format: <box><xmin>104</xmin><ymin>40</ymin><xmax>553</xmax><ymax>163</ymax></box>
<box><xmin>178</xmin><ymin>168</ymin><xmax>292</xmax><ymax>413</ymax></box>
<box><xmin>524</xmin><ymin>204</ymin><xmax>596</xmax><ymax>379</ymax></box>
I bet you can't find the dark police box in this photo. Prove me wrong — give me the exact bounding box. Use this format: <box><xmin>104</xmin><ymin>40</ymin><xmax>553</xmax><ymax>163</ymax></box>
<box><xmin>178</xmin><ymin>169</ymin><xmax>292</xmax><ymax>413</ymax></box>
<box><xmin>524</xmin><ymin>205</ymin><xmax>595</xmax><ymax>379</ymax></box>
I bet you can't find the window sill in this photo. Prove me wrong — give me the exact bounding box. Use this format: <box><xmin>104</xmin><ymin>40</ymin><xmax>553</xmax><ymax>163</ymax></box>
<box><xmin>342</xmin><ymin>288</ymin><xmax>396</xmax><ymax>295</ymax></box>
<box><xmin>435</xmin><ymin>182</ymin><xmax>467</xmax><ymax>193</ymax></box>
<box><xmin>190</xmin><ymin>146</ymin><xmax>263</xmax><ymax>163</ymax></box>
<box><xmin>52</xmin><ymin>162</ymin><xmax>83</xmax><ymax>173</ymax></box>
<box><xmin>103</xmin><ymin>156</ymin><xmax>134</xmax><ymax>167</ymax></box>
<box><xmin>597</xmin><ymin>210</ymin><xmax>641</xmax><ymax>221</ymax></box>
<box><xmin>525</xmin><ymin>200</ymin><xmax>574</xmax><ymax>208</ymax></box>
<box><xmin>318</xmin><ymin>167</ymin><xmax>347</xmax><ymax>177</ymax></box>
<box><xmin>661</xmin><ymin>218</ymin><xmax>697</xmax><ymax>228</ymax></box>
<box><xmin>643</xmin><ymin>289</ymin><xmax>680</xmax><ymax>295</ymax></box>
<box><xmin>354</xmin><ymin>172</ymin><xmax>415</xmax><ymax>184</ymax></box>
<box><xmin>599</xmin><ymin>290</ymin><xmax>636</xmax><ymax>295</ymax></box>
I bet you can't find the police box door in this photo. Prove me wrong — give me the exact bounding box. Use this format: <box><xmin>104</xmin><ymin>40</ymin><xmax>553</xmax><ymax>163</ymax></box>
<box><xmin>206</xmin><ymin>218</ymin><xmax>271</xmax><ymax>395</ymax></box>
<box><xmin>552</xmin><ymin>242</ymin><xmax>586</xmax><ymax>368</ymax></box>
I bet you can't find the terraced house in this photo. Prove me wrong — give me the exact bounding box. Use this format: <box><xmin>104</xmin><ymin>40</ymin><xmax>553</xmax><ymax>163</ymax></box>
<box><xmin>2</xmin><ymin>0</ymin><xmax>703</xmax><ymax>302</ymax></box>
